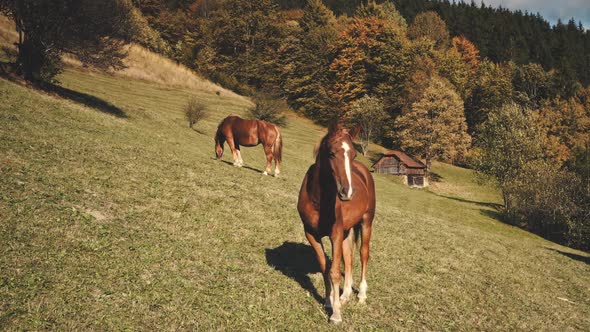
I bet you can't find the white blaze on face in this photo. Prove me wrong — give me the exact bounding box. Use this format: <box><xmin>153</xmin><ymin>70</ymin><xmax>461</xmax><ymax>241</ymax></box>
<box><xmin>342</xmin><ymin>142</ymin><xmax>353</xmax><ymax>199</ymax></box>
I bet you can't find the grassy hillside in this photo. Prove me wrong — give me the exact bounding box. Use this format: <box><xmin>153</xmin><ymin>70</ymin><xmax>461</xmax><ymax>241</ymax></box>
<box><xmin>1</xmin><ymin>65</ymin><xmax>589</xmax><ymax>330</ymax></box>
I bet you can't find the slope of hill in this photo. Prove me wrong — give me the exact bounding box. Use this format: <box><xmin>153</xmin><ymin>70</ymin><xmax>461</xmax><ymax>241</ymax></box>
<box><xmin>1</xmin><ymin>62</ymin><xmax>589</xmax><ymax>330</ymax></box>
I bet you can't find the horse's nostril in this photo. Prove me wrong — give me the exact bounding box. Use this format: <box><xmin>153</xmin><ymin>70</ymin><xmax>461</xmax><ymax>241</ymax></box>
<box><xmin>339</xmin><ymin>187</ymin><xmax>351</xmax><ymax>199</ymax></box>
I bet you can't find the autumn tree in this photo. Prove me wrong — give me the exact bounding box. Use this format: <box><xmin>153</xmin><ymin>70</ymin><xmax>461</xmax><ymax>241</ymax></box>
<box><xmin>207</xmin><ymin>0</ymin><xmax>288</xmax><ymax>89</ymax></box>
<box><xmin>346</xmin><ymin>95</ymin><xmax>388</xmax><ymax>156</ymax></box>
<box><xmin>465</xmin><ymin>60</ymin><xmax>513</xmax><ymax>131</ymax></box>
<box><xmin>451</xmin><ymin>36</ymin><xmax>480</xmax><ymax>75</ymax></box>
<box><xmin>329</xmin><ymin>17</ymin><xmax>411</xmax><ymax>115</ymax></box>
<box><xmin>299</xmin><ymin>0</ymin><xmax>335</xmax><ymax>32</ymax></box>
<box><xmin>471</xmin><ymin>103</ymin><xmax>544</xmax><ymax>210</ymax></box>
<box><xmin>434</xmin><ymin>35</ymin><xmax>481</xmax><ymax>100</ymax></box>
<box><xmin>435</xmin><ymin>47</ymin><xmax>472</xmax><ymax>99</ymax></box>
<box><xmin>403</xmin><ymin>55</ymin><xmax>435</xmax><ymax>109</ymax></box>
<box><xmin>395</xmin><ymin>76</ymin><xmax>471</xmax><ymax>168</ymax></box>
<box><xmin>283</xmin><ymin>0</ymin><xmax>338</xmax><ymax>124</ymax></box>
<box><xmin>537</xmin><ymin>98</ymin><xmax>590</xmax><ymax>163</ymax></box>
<box><xmin>511</xmin><ymin>63</ymin><xmax>551</xmax><ymax>108</ymax></box>
<box><xmin>0</xmin><ymin>0</ymin><xmax>136</xmax><ymax>81</ymax></box>
<box><xmin>407</xmin><ymin>11</ymin><xmax>449</xmax><ymax>49</ymax></box>
<box><xmin>354</xmin><ymin>0</ymin><xmax>407</xmax><ymax>30</ymax></box>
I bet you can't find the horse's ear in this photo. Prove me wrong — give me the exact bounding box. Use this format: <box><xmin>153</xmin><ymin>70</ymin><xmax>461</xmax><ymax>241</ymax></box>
<box><xmin>349</xmin><ymin>125</ymin><xmax>361</xmax><ymax>140</ymax></box>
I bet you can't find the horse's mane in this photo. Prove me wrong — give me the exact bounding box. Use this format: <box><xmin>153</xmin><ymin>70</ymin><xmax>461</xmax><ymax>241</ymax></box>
<box><xmin>215</xmin><ymin>117</ymin><xmax>230</xmax><ymax>142</ymax></box>
<box><xmin>314</xmin><ymin>122</ymin><xmax>351</xmax><ymax>159</ymax></box>
<box><xmin>314</xmin><ymin>131</ymin><xmax>335</xmax><ymax>159</ymax></box>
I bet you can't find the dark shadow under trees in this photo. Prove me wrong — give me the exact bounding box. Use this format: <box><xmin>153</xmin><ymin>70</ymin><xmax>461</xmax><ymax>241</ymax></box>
<box><xmin>433</xmin><ymin>193</ymin><xmax>503</xmax><ymax>210</ymax></box>
<box><xmin>0</xmin><ymin>62</ymin><xmax>126</xmax><ymax>117</ymax></box>
<box><xmin>431</xmin><ymin>191</ymin><xmax>588</xmax><ymax>253</ymax></box>
<box><xmin>39</xmin><ymin>82</ymin><xmax>127</xmax><ymax>118</ymax></box>
<box><xmin>546</xmin><ymin>248</ymin><xmax>590</xmax><ymax>264</ymax></box>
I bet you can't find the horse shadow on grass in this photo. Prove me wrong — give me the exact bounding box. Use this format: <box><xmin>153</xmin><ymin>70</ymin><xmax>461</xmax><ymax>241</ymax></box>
<box><xmin>265</xmin><ymin>241</ymin><xmax>324</xmax><ymax>305</ymax></box>
<box><xmin>219</xmin><ymin>159</ymin><xmax>264</xmax><ymax>174</ymax></box>
<box><xmin>191</xmin><ymin>127</ymin><xmax>206</xmax><ymax>135</ymax></box>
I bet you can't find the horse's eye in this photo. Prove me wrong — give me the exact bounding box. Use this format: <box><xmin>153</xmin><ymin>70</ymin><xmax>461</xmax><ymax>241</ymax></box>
<box><xmin>329</xmin><ymin>152</ymin><xmax>336</xmax><ymax>158</ymax></box>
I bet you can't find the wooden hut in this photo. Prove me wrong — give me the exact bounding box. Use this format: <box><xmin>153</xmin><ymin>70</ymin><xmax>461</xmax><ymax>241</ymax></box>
<box><xmin>372</xmin><ymin>150</ymin><xmax>428</xmax><ymax>187</ymax></box>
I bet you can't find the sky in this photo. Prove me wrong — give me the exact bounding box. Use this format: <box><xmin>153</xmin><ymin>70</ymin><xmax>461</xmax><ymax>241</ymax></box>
<box><xmin>482</xmin><ymin>0</ymin><xmax>590</xmax><ymax>30</ymax></box>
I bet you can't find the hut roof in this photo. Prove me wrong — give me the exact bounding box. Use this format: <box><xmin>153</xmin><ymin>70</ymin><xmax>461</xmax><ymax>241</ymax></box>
<box><xmin>377</xmin><ymin>150</ymin><xmax>426</xmax><ymax>168</ymax></box>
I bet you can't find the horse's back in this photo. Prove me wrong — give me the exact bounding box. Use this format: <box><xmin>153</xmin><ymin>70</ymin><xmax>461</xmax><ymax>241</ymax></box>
<box><xmin>256</xmin><ymin>120</ymin><xmax>279</xmax><ymax>147</ymax></box>
<box><xmin>220</xmin><ymin>115</ymin><xmax>259</xmax><ymax>146</ymax></box>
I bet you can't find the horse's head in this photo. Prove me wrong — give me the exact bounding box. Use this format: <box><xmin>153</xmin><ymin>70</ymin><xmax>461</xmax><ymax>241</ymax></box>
<box><xmin>214</xmin><ymin>132</ymin><xmax>225</xmax><ymax>159</ymax></box>
<box><xmin>319</xmin><ymin>122</ymin><xmax>360</xmax><ymax>201</ymax></box>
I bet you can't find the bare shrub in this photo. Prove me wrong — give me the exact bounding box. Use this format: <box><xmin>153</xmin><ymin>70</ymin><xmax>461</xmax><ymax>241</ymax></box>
<box><xmin>248</xmin><ymin>95</ymin><xmax>288</xmax><ymax>127</ymax></box>
<box><xmin>184</xmin><ymin>97</ymin><xmax>207</xmax><ymax>128</ymax></box>
<box><xmin>504</xmin><ymin>160</ymin><xmax>589</xmax><ymax>250</ymax></box>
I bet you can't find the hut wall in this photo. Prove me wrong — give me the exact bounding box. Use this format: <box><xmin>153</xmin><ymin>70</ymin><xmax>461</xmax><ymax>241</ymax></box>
<box><xmin>407</xmin><ymin>174</ymin><xmax>429</xmax><ymax>188</ymax></box>
<box><xmin>376</xmin><ymin>156</ymin><xmax>404</xmax><ymax>174</ymax></box>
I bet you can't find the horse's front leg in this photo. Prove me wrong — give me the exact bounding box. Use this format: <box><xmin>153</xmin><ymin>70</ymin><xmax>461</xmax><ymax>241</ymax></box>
<box><xmin>236</xmin><ymin>148</ymin><xmax>244</xmax><ymax>167</ymax></box>
<box><xmin>262</xmin><ymin>145</ymin><xmax>273</xmax><ymax>175</ymax></box>
<box><xmin>304</xmin><ymin>231</ymin><xmax>330</xmax><ymax>309</ymax></box>
<box><xmin>227</xmin><ymin>139</ymin><xmax>241</xmax><ymax>167</ymax></box>
<box><xmin>328</xmin><ymin>225</ymin><xmax>344</xmax><ymax>324</ymax></box>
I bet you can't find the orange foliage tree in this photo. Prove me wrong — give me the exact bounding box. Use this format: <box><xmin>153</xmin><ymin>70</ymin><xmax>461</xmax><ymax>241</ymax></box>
<box><xmin>451</xmin><ymin>35</ymin><xmax>480</xmax><ymax>74</ymax></box>
<box><xmin>329</xmin><ymin>17</ymin><xmax>411</xmax><ymax>117</ymax></box>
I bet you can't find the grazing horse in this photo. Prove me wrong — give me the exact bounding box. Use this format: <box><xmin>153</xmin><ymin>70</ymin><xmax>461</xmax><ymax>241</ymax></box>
<box><xmin>297</xmin><ymin>123</ymin><xmax>376</xmax><ymax>324</ymax></box>
<box><xmin>215</xmin><ymin>115</ymin><xmax>282</xmax><ymax>176</ymax></box>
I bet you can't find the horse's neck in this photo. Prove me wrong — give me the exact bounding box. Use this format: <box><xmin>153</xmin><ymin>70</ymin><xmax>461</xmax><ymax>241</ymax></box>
<box><xmin>309</xmin><ymin>157</ymin><xmax>336</xmax><ymax>205</ymax></box>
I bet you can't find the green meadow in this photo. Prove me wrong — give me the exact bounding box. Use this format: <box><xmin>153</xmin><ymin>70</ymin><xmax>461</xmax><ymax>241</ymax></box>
<box><xmin>1</xmin><ymin>67</ymin><xmax>589</xmax><ymax>330</ymax></box>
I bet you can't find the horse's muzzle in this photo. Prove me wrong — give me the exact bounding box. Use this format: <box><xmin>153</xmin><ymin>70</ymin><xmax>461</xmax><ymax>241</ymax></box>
<box><xmin>338</xmin><ymin>187</ymin><xmax>354</xmax><ymax>201</ymax></box>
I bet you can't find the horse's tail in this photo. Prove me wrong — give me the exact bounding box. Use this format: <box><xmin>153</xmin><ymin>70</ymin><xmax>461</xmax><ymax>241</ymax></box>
<box><xmin>272</xmin><ymin>126</ymin><xmax>282</xmax><ymax>163</ymax></box>
<box><xmin>353</xmin><ymin>224</ymin><xmax>362</xmax><ymax>247</ymax></box>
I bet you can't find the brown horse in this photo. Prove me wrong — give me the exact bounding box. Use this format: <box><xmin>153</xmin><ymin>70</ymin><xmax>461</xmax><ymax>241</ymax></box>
<box><xmin>297</xmin><ymin>123</ymin><xmax>376</xmax><ymax>324</ymax></box>
<box><xmin>215</xmin><ymin>115</ymin><xmax>282</xmax><ymax>176</ymax></box>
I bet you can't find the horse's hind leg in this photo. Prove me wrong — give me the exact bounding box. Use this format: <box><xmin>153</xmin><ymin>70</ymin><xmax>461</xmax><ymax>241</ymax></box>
<box><xmin>358</xmin><ymin>214</ymin><xmax>373</xmax><ymax>304</ymax></box>
<box><xmin>263</xmin><ymin>145</ymin><xmax>273</xmax><ymax>176</ymax></box>
<box><xmin>273</xmin><ymin>157</ymin><xmax>281</xmax><ymax>177</ymax></box>
<box><xmin>340</xmin><ymin>229</ymin><xmax>354</xmax><ymax>304</ymax></box>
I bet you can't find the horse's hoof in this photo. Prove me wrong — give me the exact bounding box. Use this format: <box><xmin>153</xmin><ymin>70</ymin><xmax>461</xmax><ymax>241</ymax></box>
<box><xmin>358</xmin><ymin>296</ymin><xmax>367</xmax><ymax>304</ymax></box>
<box><xmin>340</xmin><ymin>294</ymin><xmax>350</xmax><ymax>304</ymax></box>
<box><xmin>329</xmin><ymin>314</ymin><xmax>342</xmax><ymax>324</ymax></box>
<box><xmin>262</xmin><ymin>171</ymin><xmax>268</xmax><ymax>176</ymax></box>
